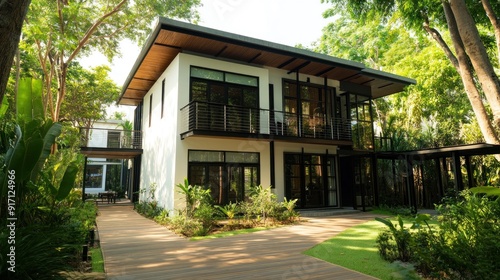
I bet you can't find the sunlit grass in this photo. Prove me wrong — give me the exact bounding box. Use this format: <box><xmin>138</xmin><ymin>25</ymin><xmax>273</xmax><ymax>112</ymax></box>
<box><xmin>91</xmin><ymin>247</ymin><xmax>105</xmax><ymax>273</ymax></box>
<box><xmin>190</xmin><ymin>227</ymin><xmax>270</xmax><ymax>241</ymax></box>
<box><xmin>304</xmin><ymin>219</ymin><xmax>421</xmax><ymax>280</ymax></box>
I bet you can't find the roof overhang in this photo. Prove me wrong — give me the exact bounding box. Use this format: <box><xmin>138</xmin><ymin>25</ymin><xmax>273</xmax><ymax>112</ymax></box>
<box><xmin>118</xmin><ymin>17</ymin><xmax>416</xmax><ymax>106</ymax></box>
<box><xmin>377</xmin><ymin>143</ymin><xmax>500</xmax><ymax>161</ymax></box>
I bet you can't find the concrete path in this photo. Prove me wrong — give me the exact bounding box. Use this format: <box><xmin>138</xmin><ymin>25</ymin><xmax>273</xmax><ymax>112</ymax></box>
<box><xmin>97</xmin><ymin>205</ymin><xmax>379</xmax><ymax>280</ymax></box>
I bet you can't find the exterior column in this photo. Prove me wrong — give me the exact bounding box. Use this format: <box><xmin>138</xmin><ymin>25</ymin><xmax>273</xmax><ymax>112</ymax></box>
<box><xmin>465</xmin><ymin>155</ymin><xmax>474</xmax><ymax>189</ymax></box>
<box><xmin>435</xmin><ymin>158</ymin><xmax>444</xmax><ymax>199</ymax></box>
<box><xmin>406</xmin><ymin>156</ymin><xmax>417</xmax><ymax>214</ymax></box>
<box><xmin>452</xmin><ymin>152</ymin><xmax>464</xmax><ymax>191</ymax></box>
<box><xmin>270</xmin><ymin>141</ymin><xmax>275</xmax><ymax>188</ymax></box>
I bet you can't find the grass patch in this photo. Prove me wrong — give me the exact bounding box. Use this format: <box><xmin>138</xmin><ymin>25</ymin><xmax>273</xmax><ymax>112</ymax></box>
<box><xmin>304</xmin><ymin>219</ymin><xmax>420</xmax><ymax>280</ymax></box>
<box><xmin>190</xmin><ymin>226</ymin><xmax>270</xmax><ymax>241</ymax></box>
<box><xmin>90</xmin><ymin>247</ymin><xmax>105</xmax><ymax>273</ymax></box>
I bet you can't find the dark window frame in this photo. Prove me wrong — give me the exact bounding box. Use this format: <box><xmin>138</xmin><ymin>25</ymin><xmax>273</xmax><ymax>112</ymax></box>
<box><xmin>187</xmin><ymin>150</ymin><xmax>260</xmax><ymax>205</ymax></box>
<box><xmin>161</xmin><ymin>79</ymin><xmax>165</xmax><ymax>118</ymax></box>
<box><xmin>284</xmin><ymin>152</ymin><xmax>339</xmax><ymax>208</ymax></box>
<box><xmin>189</xmin><ymin>66</ymin><xmax>260</xmax><ymax>109</ymax></box>
<box><xmin>149</xmin><ymin>94</ymin><xmax>153</xmax><ymax>127</ymax></box>
<box><xmin>107</xmin><ymin>131</ymin><xmax>121</xmax><ymax>148</ymax></box>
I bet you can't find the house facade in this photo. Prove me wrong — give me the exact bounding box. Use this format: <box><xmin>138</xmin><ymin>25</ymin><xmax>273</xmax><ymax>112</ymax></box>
<box><xmin>117</xmin><ymin>18</ymin><xmax>415</xmax><ymax>211</ymax></box>
<box><xmin>82</xmin><ymin>119</ymin><xmax>128</xmax><ymax>195</ymax></box>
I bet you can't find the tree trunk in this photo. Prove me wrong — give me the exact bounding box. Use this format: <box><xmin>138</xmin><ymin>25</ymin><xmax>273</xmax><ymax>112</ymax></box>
<box><xmin>442</xmin><ymin>1</ymin><xmax>500</xmax><ymax>146</ymax></box>
<box><xmin>0</xmin><ymin>0</ymin><xmax>31</xmax><ymax>104</ymax></box>
<box><xmin>481</xmin><ymin>0</ymin><xmax>500</xmax><ymax>65</ymax></box>
<box><xmin>450</xmin><ymin>0</ymin><xmax>500</xmax><ymax>128</ymax></box>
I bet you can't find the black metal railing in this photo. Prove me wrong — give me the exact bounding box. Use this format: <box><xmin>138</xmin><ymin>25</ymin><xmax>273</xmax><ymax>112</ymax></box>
<box><xmin>80</xmin><ymin>127</ymin><xmax>142</xmax><ymax>149</ymax></box>
<box><xmin>180</xmin><ymin>101</ymin><xmax>353</xmax><ymax>141</ymax></box>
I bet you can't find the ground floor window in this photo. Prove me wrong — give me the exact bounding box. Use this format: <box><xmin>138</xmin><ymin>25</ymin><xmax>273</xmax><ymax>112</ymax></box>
<box><xmin>86</xmin><ymin>165</ymin><xmax>104</xmax><ymax>189</ymax></box>
<box><xmin>84</xmin><ymin>161</ymin><xmax>125</xmax><ymax>193</ymax></box>
<box><xmin>284</xmin><ymin>153</ymin><xmax>338</xmax><ymax>208</ymax></box>
<box><xmin>188</xmin><ymin>150</ymin><xmax>259</xmax><ymax>205</ymax></box>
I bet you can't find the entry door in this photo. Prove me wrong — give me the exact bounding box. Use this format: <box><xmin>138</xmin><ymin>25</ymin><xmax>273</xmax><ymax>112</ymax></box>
<box><xmin>303</xmin><ymin>155</ymin><xmax>324</xmax><ymax>207</ymax></box>
<box><xmin>284</xmin><ymin>154</ymin><xmax>339</xmax><ymax>208</ymax></box>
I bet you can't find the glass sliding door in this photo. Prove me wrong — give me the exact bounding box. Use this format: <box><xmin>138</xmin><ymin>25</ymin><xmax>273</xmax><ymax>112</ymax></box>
<box><xmin>284</xmin><ymin>153</ymin><xmax>339</xmax><ymax>208</ymax></box>
<box><xmin>304</xmin><ymin>155</ymin><xmax>324</xmax><ymax>207</ymax></box>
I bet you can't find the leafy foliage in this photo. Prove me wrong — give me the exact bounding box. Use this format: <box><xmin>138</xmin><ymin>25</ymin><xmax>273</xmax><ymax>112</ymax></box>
<box><xmin>139</xmin><ymin>180</ymin><xmax>299</xmax><ymax>237</ymax></box>
<box><xmin>19</xmin><ymin>0</ymin><xmax>201</xmax><ymax>121</ymax></box>
<box><xmin>376</xmin><ymin>190</ymin><xmax>500</xmax><ymax>279</ymax></box>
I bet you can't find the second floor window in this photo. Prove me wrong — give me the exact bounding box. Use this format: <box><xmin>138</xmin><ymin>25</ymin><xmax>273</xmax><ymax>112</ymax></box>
<box><xmin>190</xmin><ymin>66</ymin><xmax>259</xmax><ymax>108</ymax></box>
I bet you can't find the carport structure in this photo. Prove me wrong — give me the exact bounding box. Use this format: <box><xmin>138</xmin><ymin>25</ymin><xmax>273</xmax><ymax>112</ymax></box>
<box><xmin>376</xmin><ymin>143</ymin><xmax>500</xmax><ymax>212</ymax></box>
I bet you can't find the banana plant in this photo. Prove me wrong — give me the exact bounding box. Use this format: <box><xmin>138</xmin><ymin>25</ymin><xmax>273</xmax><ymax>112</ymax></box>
<box><xmin>0</xmin><ymin>120</ymin><xmax>78</xmax><ymax>219</ymax></box>
<box><xmin>16</xmin><ymin>77</ymin><xmax>44</xmax><ymax>122</ymax></box>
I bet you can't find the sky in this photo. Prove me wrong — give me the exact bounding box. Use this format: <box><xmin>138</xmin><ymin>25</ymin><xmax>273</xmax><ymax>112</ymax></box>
<box><xmin>81</xmin><ymin>0</ymin><xmax>332</xmax><ymax>116</ymax></box>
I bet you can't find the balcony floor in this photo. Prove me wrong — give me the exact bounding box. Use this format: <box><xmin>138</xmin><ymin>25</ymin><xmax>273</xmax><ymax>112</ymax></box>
<box><xmin>80</xmin><ymin>147</ymin><xmax>143</xmax><ymax>159</ymax></box>
<box><xmin>181</xmin><ymin>129</ymin><xmax>353</xmax><ymax>146</ymax></box>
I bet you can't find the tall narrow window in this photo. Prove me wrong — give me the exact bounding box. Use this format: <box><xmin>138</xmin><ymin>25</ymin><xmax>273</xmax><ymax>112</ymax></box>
<box><xmin>161</xmin><ymin>79</ymin><xmax>165</xmax><ymax>118</ymax></box>
<box><xmin>149</xmin><ymin>94</ymin><xmax>153</xmax><ymax>127</ymax></box>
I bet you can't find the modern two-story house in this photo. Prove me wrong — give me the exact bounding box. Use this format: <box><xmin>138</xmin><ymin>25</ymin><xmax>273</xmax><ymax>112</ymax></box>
<box><xmin>117</xmin><ymin>18</ymin><xmax>416</xmax><ymax>211</ymax></box>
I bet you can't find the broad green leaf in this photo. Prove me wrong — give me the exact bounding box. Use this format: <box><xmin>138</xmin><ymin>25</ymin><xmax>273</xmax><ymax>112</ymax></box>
<box><xmin>31</xmin><ymin>78</ymin><xmax>44</xmax><ymax>119</ymax></box>
<box><xmin>17</xmin><ymin>77</ymin><xmax>34</xmax><ymax>122</ymax></box>
<box><xmin>56</xmin><ymin>162</ymin><xmax>79</xmax><ymax>201</ymax></box>
<box><xmin>30</xmin><ymin>121</ymin><xmax>63</xmax><ymax>181</ymax></box>
<box><xmin>7</xmin><ymin>122</ymin><xmax>44</xmax><ymax>181</ymax></box>
<box><xmin>470</xmin><ymin>186</ymin><xmax>500</xmax><ymax>197</ymax></box>
<box><xmin>375</xmin><ymin>217</ymin><xmax>396</xmax><ymax>231</ymax></box>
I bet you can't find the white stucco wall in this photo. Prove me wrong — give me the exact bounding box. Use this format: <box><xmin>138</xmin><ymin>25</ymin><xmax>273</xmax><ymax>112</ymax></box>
<box><xmin>140</xmin><ymin>55</ymin><xmax>180</xmax><ymax>210</ymax></box>
<box><xmin>140</xmin><ymin>52</ymin><xmax>344</xmax><ymax>211</ymax></box>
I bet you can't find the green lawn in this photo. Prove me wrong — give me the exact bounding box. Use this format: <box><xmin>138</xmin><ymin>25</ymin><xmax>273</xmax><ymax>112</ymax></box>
<box><xmin>91</xmin><ymin>247</ymin><xmax>105</xmax><ymax>273</ymax></box>
<box><xmin>304</xmin><ymin>219</ymin><xmax>420</xmax><ymax>280</ymax></box>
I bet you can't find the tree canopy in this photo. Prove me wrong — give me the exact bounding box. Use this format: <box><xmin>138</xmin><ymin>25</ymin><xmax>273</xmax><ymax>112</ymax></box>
<box><xmin>315</xmin><ymin>14</ymin><xmax>473</xmax><ymax>149</ymax></box>
<box><xmin>322</xmin><ymin>0</ymin><xmax>500</xmax><ymax>147</ymax></box>
<box><xmin>16</xmin><ymin>0</ymin><xmax>201</xmax><ymax>122</ymax></box>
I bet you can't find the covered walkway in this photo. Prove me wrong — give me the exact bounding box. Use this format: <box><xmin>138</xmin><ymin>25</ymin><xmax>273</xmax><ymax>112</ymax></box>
<box><xmin>97</xmin><ymin>205</ymin><xmax>379</xmax><ymax>280</ymax></box>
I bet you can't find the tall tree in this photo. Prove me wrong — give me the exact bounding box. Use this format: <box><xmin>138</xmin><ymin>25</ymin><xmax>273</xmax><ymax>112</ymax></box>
<box><xmin>315</xmin><ymin>15</ymin><xmax>472</xmax><ymax>149</ymax></box>
<box><xmin>61</xmin><ymin>64</ymin><xmax>120</xmax><ymax>128</ymax></box>
<box><xmin>322</xmin><ymin>0</ymin><xmax>500</xmax><ymax>146</ymax></box>
<box><xmin>0</xmin><ymin>0</ymin><xmax>31</xmax><ymax>105</ymax></box>
<box><xmin>21</xmin><ymin>0</ymin><xmax>200</xmax><ymax>122</ymax></box>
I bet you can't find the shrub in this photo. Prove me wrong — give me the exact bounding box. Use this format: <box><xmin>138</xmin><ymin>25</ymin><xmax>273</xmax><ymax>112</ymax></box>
<box><xmin>167</xmin><ymin>211</ymin><xmax>204</xmax><ymax>237</ymax></box>
<box><xmin>429</xmin><ymin>190</ymin><xmax>500</xmax><ymax>279</ymax></box>
<box><xmin>375</xmin><ymin>216</ymin><xmax>412</xmax><ymax>262</ymax></box>
<box><xmin>215</xmin><ymin>202</ymin><xmax>238</xmax><ymax>220</ymax></box>
<box><xmin>376</xmin><ymin>189</ymin><xmax>500</xmax><ymax>279</ymax></box>
<box><xmin>273</xmin><ymin>198</ymin><xmax>299</xmax><ymax>223</ymax></box>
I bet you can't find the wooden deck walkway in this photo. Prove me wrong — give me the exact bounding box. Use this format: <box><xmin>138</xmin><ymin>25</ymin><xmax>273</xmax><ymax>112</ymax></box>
<box><xmin>97</xmin><ymin>205</ymin><xmax>379</xmax><ymax>280</ymax></box>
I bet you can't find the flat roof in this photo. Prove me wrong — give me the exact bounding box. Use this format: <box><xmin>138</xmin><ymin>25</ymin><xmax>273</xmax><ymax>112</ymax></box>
<box><xmin>377</xmin><ymin>143</ymin><xmax>500</xmax><ymax>160</ymax></box>
<box><xmin>118</xmin><ymin>17</ymin><xmax>416</xmax><ymax>106</ymax></box>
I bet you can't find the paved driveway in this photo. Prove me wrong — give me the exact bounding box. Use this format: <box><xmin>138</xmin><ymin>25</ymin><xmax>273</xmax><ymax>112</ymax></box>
<box><xmin>97</xmin><ymin>205</ymin><xmax>379</xmax><ymax>280</ymax></box>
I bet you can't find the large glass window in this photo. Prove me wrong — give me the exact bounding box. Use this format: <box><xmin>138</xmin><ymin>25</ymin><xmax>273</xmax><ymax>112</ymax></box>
<box><xmin>86</xmin><ymin>165</ymin><xmax>103</xmax><ymax>189</ymax></box>
<box><xmin>284</xmin><ymin>153</ymin><xmax>339</xmax><ymax>208</ymax></box>
<box><xmin>190</xmin><ymin>66</ymin><xmax>259</xmax><ymax>107</ymax></box>
<box><xmin>283</xmin><ymin>80</ymin><xmax>334</xmax><ymax>138</ymax></box>
<box><xmin>188</xmin><ymin>150</ymin><xmax>259</xmax><ymax>205</ymax></box>
<box><xmin>189</xmin><ymin>67</ymin><xmax>260</xmax><ymax>133</ymax></box>
<box><xmin>350</xmin><ymin>95</ymin><xmax>373</xmax><ymax>150</ymax></box>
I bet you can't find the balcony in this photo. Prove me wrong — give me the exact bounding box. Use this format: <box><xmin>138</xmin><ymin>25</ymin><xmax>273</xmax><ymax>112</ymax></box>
<box><xmin>180</xmin><ymin>101</ymin><xmax>353</xmax><ymax>144</ymax></box>
<box><xmin>79</xmin><ymin>127</ymin><xmax>143</xmax><ymax>159</ymax></box>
